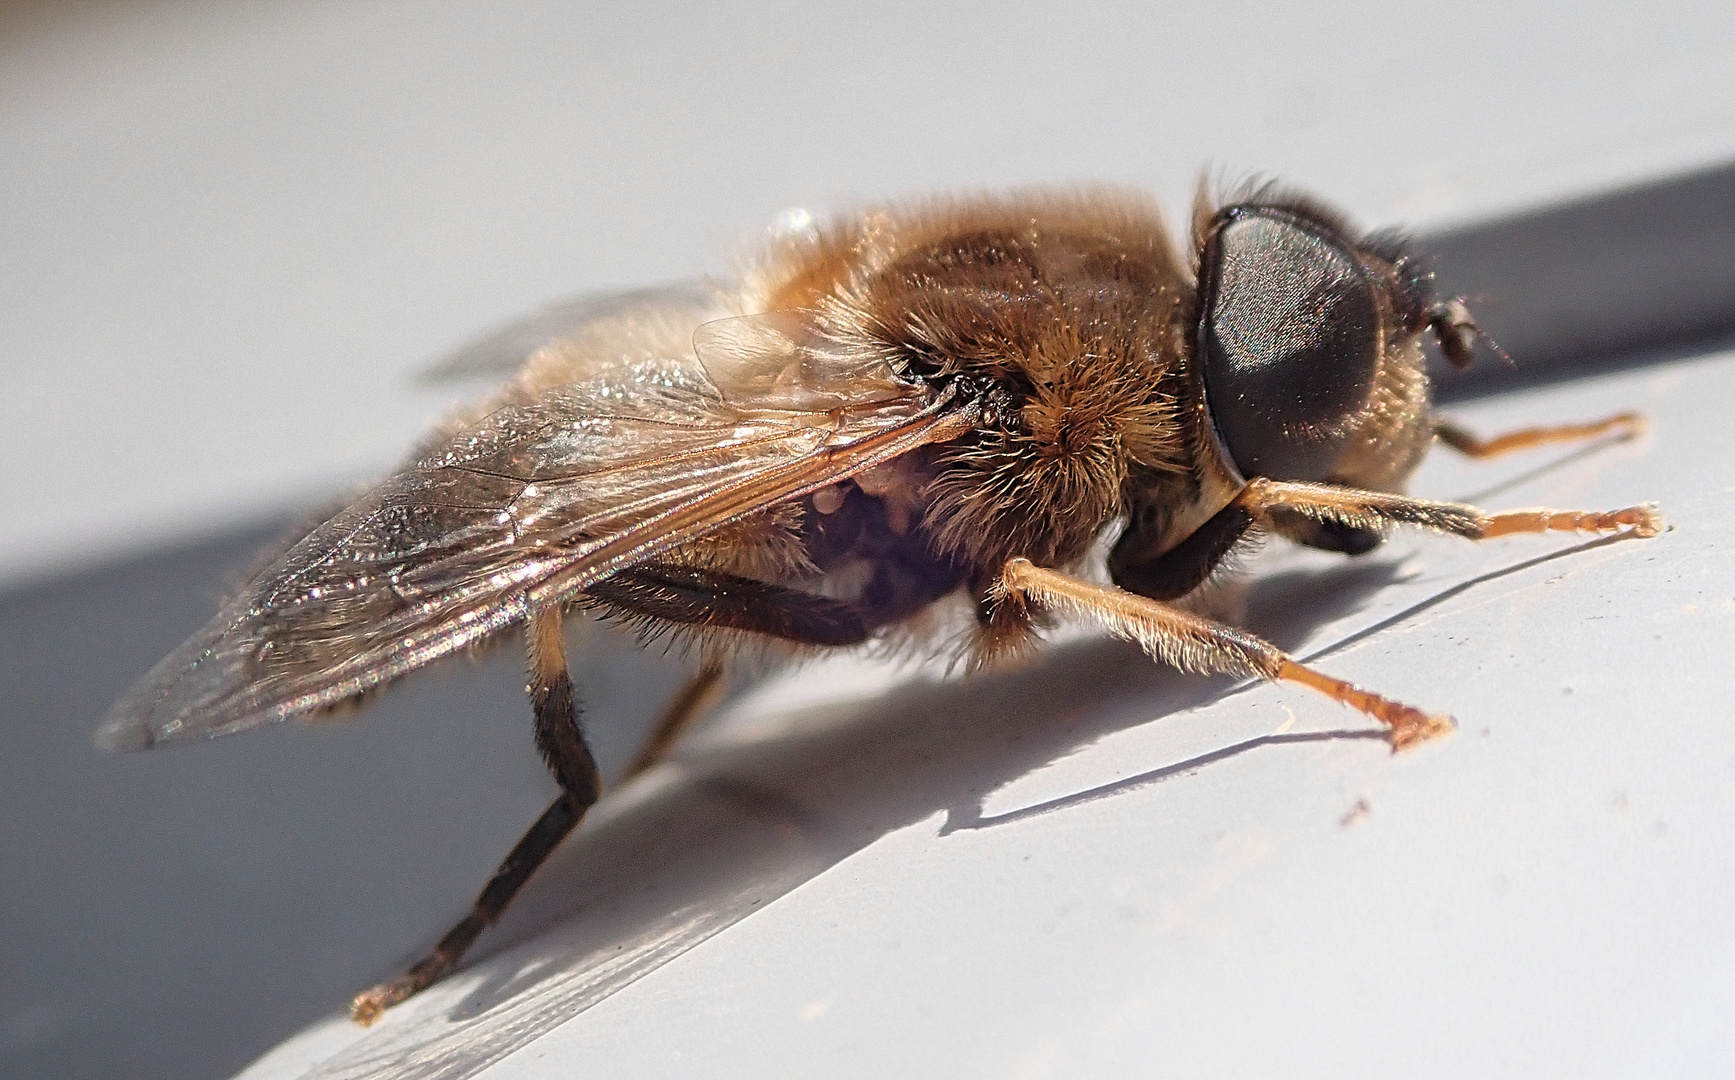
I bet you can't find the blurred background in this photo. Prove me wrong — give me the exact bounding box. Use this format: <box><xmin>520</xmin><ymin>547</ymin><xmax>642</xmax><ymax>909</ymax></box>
<box><xmin>3</xmin><ymin>2</ymin><xmax>1734</xmax><ymax>1078</ymax></box>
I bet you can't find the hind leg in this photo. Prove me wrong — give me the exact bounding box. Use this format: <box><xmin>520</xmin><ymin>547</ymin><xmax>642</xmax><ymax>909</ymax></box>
<box><xmin>351</xmin><ymin>606</ymin><xmax>601</xmax><ymax>1025</ymax></box>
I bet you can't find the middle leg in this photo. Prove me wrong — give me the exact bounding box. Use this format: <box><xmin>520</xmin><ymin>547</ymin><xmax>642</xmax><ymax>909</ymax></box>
<box><xmin>999</xmin><ymin>559</ymin><xmax>1453</xmax><ymax>749</ymax></box>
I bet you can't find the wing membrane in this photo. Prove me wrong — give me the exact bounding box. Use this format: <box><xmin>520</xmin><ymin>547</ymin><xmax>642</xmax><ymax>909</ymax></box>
<box><xmin>419</xmin><ymin>281</ymin><xmax>720</xmax><ymax>383</ymax></box>
<box><xmin>101</xmin><ymin>341</ymin><xmax>973</xmax><ymax>750</ymax></box>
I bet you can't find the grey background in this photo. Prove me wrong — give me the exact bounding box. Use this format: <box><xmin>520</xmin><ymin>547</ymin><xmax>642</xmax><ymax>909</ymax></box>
<box><xmin>3</xmin><ymin>2</ymin><xmax>1735</xmax><ymax>1079</ymax></box>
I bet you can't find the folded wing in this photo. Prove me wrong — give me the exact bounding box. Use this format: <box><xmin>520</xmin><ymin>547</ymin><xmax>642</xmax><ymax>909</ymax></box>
<box><xmin>418</xmin><ymin>281</ymin><xmax>721</xmax><ymax>384</ymax></box>
<box><xmin>101</xmin><ymin>315</ymin><xmax>970</xmax><ymax>749</ymax></box>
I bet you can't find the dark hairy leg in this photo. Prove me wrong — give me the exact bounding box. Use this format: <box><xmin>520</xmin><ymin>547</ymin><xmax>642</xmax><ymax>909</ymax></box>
<box><xmin>587</xmin><ymin>565</ymin><xmax>870</xmax><ymax>646</ymax></box>
<box><xmin>1109</xmin><ymin>497</ymin><xmax>1259</xmax><ymax>601</ymax></box>
<box><xmin>592</xmin><ymin>564</ymin><xmax>884</xmax><ymax>780</ymax></box>
<box><xmin>350</xmin><ymin>571</ymin><xmax>877</xmax><ymax>1022</ymax></box>
<box><xmin>351</xmin><ymin>605</ymin><xmax>601</xmax><ymax>1025</ymax></box>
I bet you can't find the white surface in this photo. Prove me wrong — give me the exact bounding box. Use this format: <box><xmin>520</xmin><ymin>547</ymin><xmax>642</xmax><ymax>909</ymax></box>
<box><xmin>5</xmin><ymin>0</ymin><xmax>1735</xmax><ymax>587</ymax></box>
<box><xmin>235</xmin><ymin>348</ymin><xmax>1735</xmax><ymax>1078</ymax></box>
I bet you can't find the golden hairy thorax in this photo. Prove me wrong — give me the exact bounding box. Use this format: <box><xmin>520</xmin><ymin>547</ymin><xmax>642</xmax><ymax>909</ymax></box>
<box><xmin>757</xmin><ymin>191</ymin><xmax>1199</xmax><ymax>580</ymax></box>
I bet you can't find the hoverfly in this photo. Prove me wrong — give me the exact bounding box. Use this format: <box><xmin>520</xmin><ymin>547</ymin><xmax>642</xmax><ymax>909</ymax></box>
<box><xmin>99</xmin><ymin>185</ymin><xmax>1660</xmax><ymax>1023</ymax></box>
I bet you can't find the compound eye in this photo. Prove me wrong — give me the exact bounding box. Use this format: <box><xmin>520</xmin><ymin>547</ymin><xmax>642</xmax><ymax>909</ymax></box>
<box><xmin>1198</xmin><ymin>207</ymin><xmax>1382</xmax><ymax>481</ymax></box>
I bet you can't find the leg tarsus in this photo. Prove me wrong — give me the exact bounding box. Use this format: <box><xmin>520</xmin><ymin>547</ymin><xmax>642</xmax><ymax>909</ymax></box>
<box><xmin>1273</xmin><ymin>659</ymin><xmax>1453</xmax><ymax>751</ymax></box>
<box><xmin>351</xmin><ymin>794</ymin><xmax>582</xmax><ymax>1024</ymax></box>
<box><xmin>1480</xmin><ymin>504</ymin><xmax>1662</xmax><ymax>539</ymax></box>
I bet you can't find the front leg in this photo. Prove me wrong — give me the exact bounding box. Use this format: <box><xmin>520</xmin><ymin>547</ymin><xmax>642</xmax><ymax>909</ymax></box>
<box><xmin>1111</xmin><ymin>478</ymin><xmax>1660</xmax><ymax>604</ymax></box>
<box><xmin>1235</xmin><ymin>480</ymin><xmax>1661</xmax><ymax>542</ymax></box>
<box><xmin>1251</xmin><ymin>412</ymin><xmax>1646</xmax><ymax>554</ymax></box>
<box><xmin>1433</xmin><ymin>411</ymin><xmax>1643</xmax><ymax>459</ymax></box>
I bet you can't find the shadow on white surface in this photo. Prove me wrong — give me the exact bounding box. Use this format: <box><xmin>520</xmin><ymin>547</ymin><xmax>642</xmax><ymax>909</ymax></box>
<box><xmin>3</xmin><ymin>346</ymin><xmax>1716</xmax><ymax>1080</ymax></box>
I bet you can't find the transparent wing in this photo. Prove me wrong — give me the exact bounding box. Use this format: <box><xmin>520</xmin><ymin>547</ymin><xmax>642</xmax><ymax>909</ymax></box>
<box><xmin>100</xmin><ymin>320</ymin><xmax>974</xmax><ymax>750</ymax></box>
<box><xmin>419</xmin><ymin>280</ymin><xmax>720</xmax><ymax>383</ymax></box>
